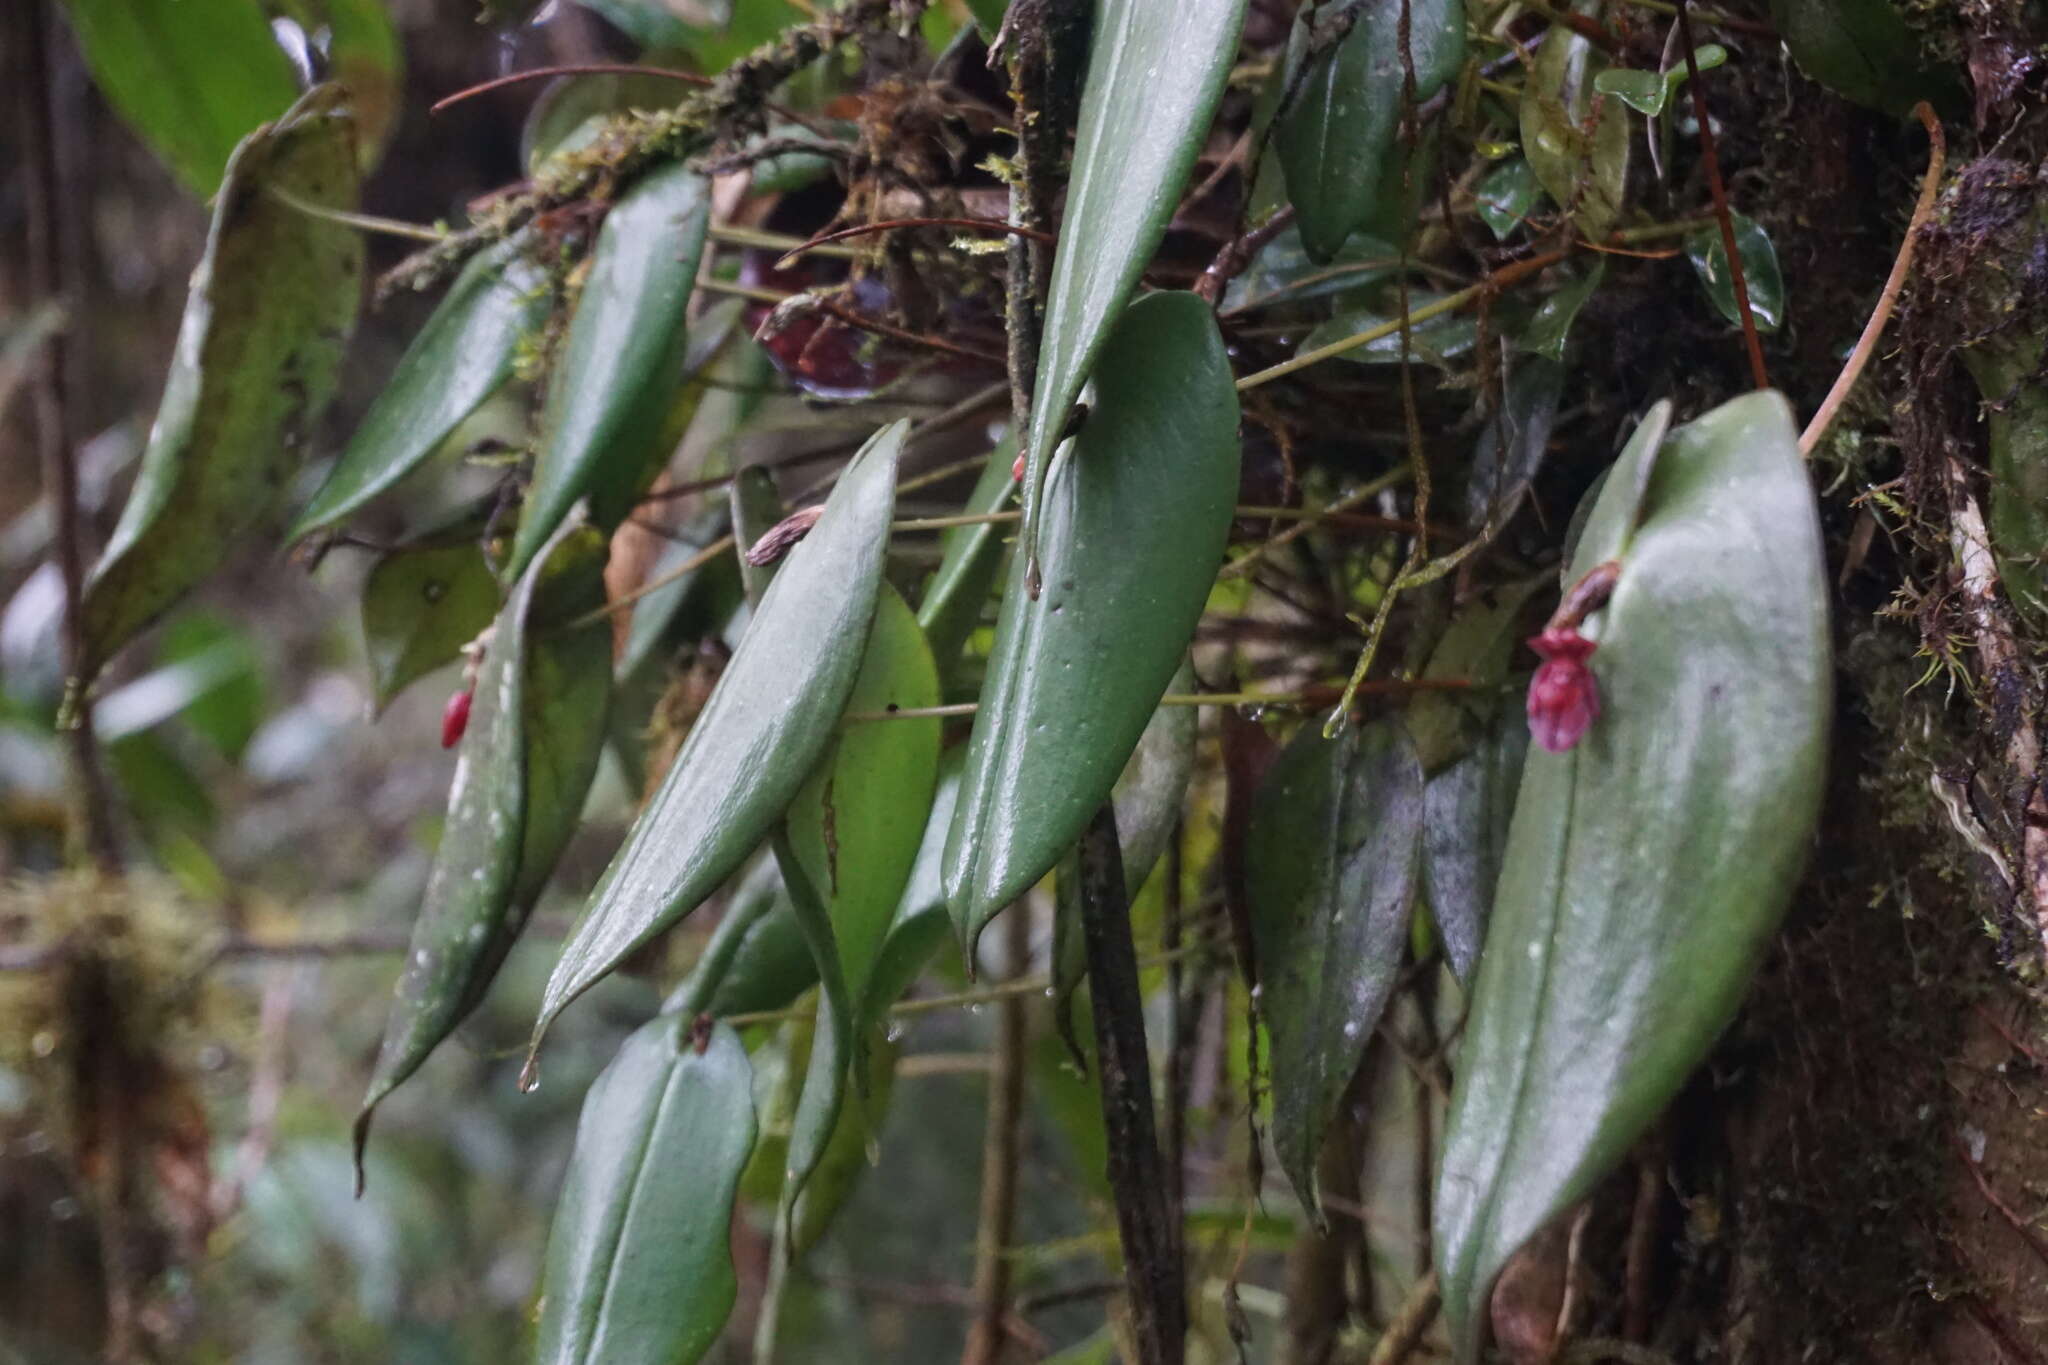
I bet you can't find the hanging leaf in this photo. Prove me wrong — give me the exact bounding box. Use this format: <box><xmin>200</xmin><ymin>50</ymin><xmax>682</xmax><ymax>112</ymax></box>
<box><xmin>787</xmin><ymin>587</ymin><xmax>942</xmax><ymax>1021</ymax></box>
<box><xmin>729</xmin><ymin>464</ymin><xmax>786</xmax><ymax>606</ymax></box>
<box><xmin>354</xmin><ymin>528</ymin><xmax>611</xmax><ymax>1175</ymax></box>
<box><xmin>1275</xmin><ymin>0</ymin><xmax>1465</xmax><ymax>262</ymax></box>
<box><xmin>360</xmin><ymin>537</ymin><xmax>500</xmax><ymax>712</ymax></box>
<box><xmin>704</xmin><ymin>872</ymin><xmax>814</xmax><ymax>1018</ymax></box>
<box><xmin>1768</xmin><ymin>0</ymin><xmax>1942</xmax><ymax>115</ymax></box>
<box><xmin>916</xmin><ymin>441</ymin><xmax>1017</xmax><ymax>673</ymax></box>
<box><xmin>533</xmin><ymin>1014</ymin><xmax>755</xmax><ymax>1365</ymax></box>
<box><xmin>1403</xmin><ymin>577</ymin><xmax>1546</xmax><ymax>775</ymax></box>
<box><xmin>61</xmin><ymin>0</ymin><xmax>300</xmax><ymax>195</ymax></box>
<box><xmin>529</xmin><ymin>420</ymin><xmax>905</xmax><ymax>1067</ymax></box>
<box><xmin>1519</xmin><ymin>0</ymin><xmax>1629</xmax><ymax>242</ymax></box>
<box><xmin>945</xmin><ymin>293</ymin><xmax>1240</xmax><ymax>958</ymax></box>
<box><xmin>509</xmin><ymin>162</ymin><xmax>712</xmax><ymax>580</ymax></box>
<box><xmin>1421</xmin><ymin>709</ymin><xmax>1527</xmax><ymax>982</ymax></box>
<box><xmin>790</xmin><ymin>1031</ymin><xmax>897</xmax><ymax>1254</ymax></box>
<box><xmin>1463</xmin><ymin>358</ymin><xmax>1565</xmax><ymax>530</ymax></box>
<box><xmin>1686</xmin><ymin>214</ymin><xmax>1787</xmax><ymax>334</ymax></box>
<box><xmin>1517</xmin><ymin>259</ymin><xmax>1606</xmax><ymax>363</ymax></box>
<box><xmin>305</xmin><ymin>0</ymin><xmax>404</xmax><ymax>167</ymax></box>
<box><xmin>1298</xmin><ymin>294</ymin><xmax>1477</xmax><ymax>369</ymax></box>
<box><xmin>1245</xmin><ymin>720</ymin><xmax>1424</xmax><ymax>1213</ymax></box>
<box><xmin>1475</xmin><ymin>157</ymin><xmax>1545</xmax><ymax>242</ymax></box>
<box><xmin>773</xmin><ymin>836</ymin><xmax>852</xmax><ymax>1205</ymax></box>
<box><xmin>290</xmin><ymin>238</ymin><xmax>550</xmax><ymax>539</ymax></box>
<box><xmin>78</xmin><ymin>86</ymin><xmax>363</xmax><ymax>684</ymax></box>
<box><xmin>1221</xmin><ymin>227</ymin><xmax>1402</xmax><ymax>314</ymax></box>
<box><xmin>1016</xmin><ymin>0</ymin><xmax>1249</xmax><ymax>577</ymax></box>
<box><xmin>1433</xmin><ymin>392</ymin><xmax>1830</xmax><ymax>1360</ymax></box>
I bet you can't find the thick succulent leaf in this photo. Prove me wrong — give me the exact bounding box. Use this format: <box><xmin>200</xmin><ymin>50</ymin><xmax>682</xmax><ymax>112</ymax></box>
<box><xmin>1463</xmin><ymin>358</ymin><xmax>1565</xmax><ymax>530</ymax></box>
<box><xmin>1016</xmin><ymin>0</ymin><xmax>1248</xmax><ymax>571</ymax></box>
<box><xmin>1686</xmin><ymin>214</ymin><xmax>1786</xmax><ymax>334</ymax></box>
<box><xmin>61</xmin><ymin>0</ymin><xmax>300</xmax><ymax>195</ymax></box>
<box><xmin>529</xmin><ymin>421</ymin><xmax>904</xmax><ymax>1064</ymax></box>
<box><xmin>1433</xmin><ymin>392</ymin><xmax>1831</xmax><ymax>1359</ymax></box>
<box><xmin>691</xmin><ymin>856</ymin><xmax>814</xmax><ymax>1018</ymax></box>
<box><xmin>291</xmin><ymin>238</ymin><xmax>549</xmax><ymax>539</ymax></box>
<box><xmin>775</xmin><ymin>837</ymin><xmax>853</xmax><ymax>1205</ymax></box>
<box><xmin>305</xmin><ymin>0</ymin><xmax>404</xmax><ymax>166</ymax></box>
<box><xmin>1519</xmin><ymin>1</ymin><xmax>1628</xmax><ymax>241</ymax></box>
<box><xmin>1276</xmin><ymin>0</ymin><xmax>1465</xmax><ymax>262</ymax></box>
<box><xmin>917</xmin><ymin>441</ymin><xmax>1017</xmax><ymax>671</ymax></box>
<box><xmin>534</xmin><ymin>1015</ymin><xmax>755</xmax><ymax>1365</ymax></box>
<box><xmin>353</xmin><ymin>529</ymin><xmax>610</xmax><ymax>1171</ymax></box>
<box><xmin>79</xmin><ymin>87</ymin><xmax>363</xmax><ymax>682</ymax></box>
<box><xmin>945</xmin><ymin>293</ymin><xmax>1240</xmax><ymax>957</ymax></box>
<box><xmin>862</xmin><ymin>748</ymin><xmax>965</xmax><ymax>1022</ymax></box>
<box><xmin>510</xmin><ymin>162</ymin><xmax>712</xmax><ymax>579</ymax></box>
<box><xmin>1246</xmin><ymin>720</ymin><xmax>1424</xmax><ymax>1213</ymax></box>
<box><xmin>791</xmin><ymin>1032</ymin><xmax>896</xmax><ymax>1254</ymax></box>
<box><xmin>1420</xmin><ymin>709</ymin><xmax>1527</xmax><ymax>982</ymax></box>
<box><xmin>787</xmin><ymin>586</ymin><xmax>942</xmax><ymax>1018</ymax></box>
<box><xmin>1768</xmin><ymin>0</ymin><xmax>1941</xmax><ymax>115</ymax></box>
<box><xmin>360</xmin><ymin>538</ymin><xmax>499</xmax><ymax>712</ymax></box>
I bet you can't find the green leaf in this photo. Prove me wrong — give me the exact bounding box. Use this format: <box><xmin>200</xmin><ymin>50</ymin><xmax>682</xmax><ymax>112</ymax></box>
<box><xmin>1591</xmin><ymin>45</ymin><xmax>1724</xmax><ymax>117</ymax></box>
<box><xmin>1463</xmin><ymin>358</ymin><xmax>1565</xmax><ymax>530</ymax></box>
<box><xmin>1960</xmin><ymin>341</ymin><xmax>2048</xmax><ymax>622</ymax></box>
<box><xmin>1016</xmin><ymin>0</ymin><xmax>1248</xmax><ymax>579</ymax></box>
<box><xmin>1275</xmin><ymin>0</ymin><xmax>1465</xmax><ymax>262</ymax></box>
<box><xmin>1298</xmin><ymin>295</ymin><xmax>1477</xmax><ymax>369</ymax></box>
<box><xmin>534</xmin><ymin>1014</ymin><xmax>755</xmax><ymax>1365</ymax></box>
<box><xmin>1246</xmin><ymin>719</ymin><xmax>1424</xmax><ymax>1214</ymax></box>
<box><xmin>1433</xmin><ymin>392</ymin><xmax>1831</xmax><ymax>1359</ymax></box>
<box><xmin>729</xmin><ymin>464</ymin><xmax>786</xmax><ymax>606</ymax></box>
<box><xmin>78</xmin><ymin>86</ymin><xmax>363</xmax><ymax>683</ymax></box>
<box><xmin>703</xmin><ymin>865</ymin><xmax>814</xmax><ymax>1018</ymax></box>
<box><xmin>569</xmin><ymin>0</ymin><xmax>699</xmax><ymax>53</ymax></box>
<box><xmin>61</xmin><ymin>0</ymin><xmax>300</xmax><ymax>195</ymax></box>
<box><xmin>360</xmin><ymin>538</ymin><xmax>500</xmax><ymax>712</ymax></box>
<box><xmin>861</xmin><ymin>748</ymin><xmax>966</xmax><ymax>1021</ymax></box>
<box><xmin>290</xmin><ymin>238</ymin><xmax>549</xmax><ymax>539</ymax></box>
<box><xmin>1402</xmin><ymin>576</ymin><xmax>1545</xmax><ymax>774</ymax></box>
<box><xmin>788</xmin><ymin>587</ymin><xmax>942</xmax><ymax>1020</ymax></box>
<box><xmin>353</xmin><ymin>528</ymin><xmax>611</xmax><ymax>1174</ymax></box>
<box><xmin>529</xmin><ymin>420</ymin><xmax>905</xmax><ymax>1066</ymax></box>
<box><xmin>917</xmin><ymin>440</ymin><xmax>1017</xmax><ymax>672</ymax></box>
<box><xmin>1768</xmin><ymin>0</ymin><xmax>1940</xmax><ymax>115</ymax></box>
<box><xmin>945</xmin><ymin>293</ymin><xmax>1240</xmax><ymax>957</ymax></box>
<box><xmin>1686</xmin><ymin>214</ymin><xmax>1787</xmax><ymax>334</ymax></box>
<box><xmin>773</xmin><ymin>836</ymin><xmax>852</xmax><ymax>1205</ymax></box>
<box><xmin>1475</xmin><ymin>157</ymin><xmax>1545</xmax><ymax>242</ymax></box>
<box><xmin>1517</xmin><ymin>259</ymin><xmax>1606</xmax><ymax>363</ymax></box>
<box><xmin>1519</xmin><ymin>0</ymin><xmax>1629</xmax><ymax>241</ymax></box>
<box><xmin>1221</xmin><ymin>227</ymin><xmax>1402</xmax><ymax>314</ymax></box>
<box><xmin>510</xmin><ymin>162</ymin><xmax>713</xmax><ymax>580</ymax></box>
<box><xmin>1421</xmin><ymin>707</ymin><xmax>1527</xmax><ymax>982</ymax></box>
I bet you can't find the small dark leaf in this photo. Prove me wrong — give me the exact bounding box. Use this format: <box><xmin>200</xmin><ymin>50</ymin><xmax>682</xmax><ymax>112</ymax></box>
<box><xmin>1475</xmin><ymin>157</ymin><xmax>1545</xmax><ymax>242</ymax></box>
<box><xmin>1768</xmin><ymin>0</ymin><xmax>1945</xmax><ymax>115</ymax></box>
<box><xmin>1247</xmin><ymin>719</ymin><xmax>1424</xmax><ymax>1212</ymax></box>
<box><xmin>1463</xmin><ymin>358</ymin><xmax>1566</xmax><ymax>530</ymax></box>
<box><xmin>1516</xmin><ymin>260</ymin><xmax>1606</xmax><ymax>363</ymax></box>
<box><xmin>360</xmin><ymin>539</ymin><xmax>500</xmax><ymax>713</ymax></box>
<box><xmin>1686</xmin><ymin>214</ymin><xmax>1786</xmax><ymax>334</ymax></box>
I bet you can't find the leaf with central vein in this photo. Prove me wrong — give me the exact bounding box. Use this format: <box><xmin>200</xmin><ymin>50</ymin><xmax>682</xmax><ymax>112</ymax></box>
<box><xmin>1432</xmin><ymin>392</ymin><xmax>1830</xmax><ymax>1360</ymax></box>
<box><xmin>353</xmin><ymin>527</ymin><xmax>611</xmax><ymax>1178</ymax></box>
<box><xmin>1016</xmin><ymin>0</ymin><xmax>1249</xmax><ymax>569</ymax></box>
<box><xmin>1246</xmin><ymin>719</ymin><xmax>1424</xmax><ymax>1213</ymax></box>
<box><xmin>290</xmin><ymin>237</ymin><xmax>550</xmax><ymax>540</ymax></box>
<box><xmin>509</xmin><ymin>162</ymin><xmax>712</xmax><ymax>580</ymax></box>
<box><xmin>1519</xmin><ymin>0</ymin><xmax>1629</xmax><ymax>243</ymax></box>
<box><xmin>528</xmin><ymin>421</ymin><xmax>905</xmax><ymax>1065</ymax></box>
<box><xmin>78</xmin><ymin>86</ymin><xmax>362</xmax><ymax>684</ymax></box>
<box><xmin>944</xmin><ymin>293</ymin><xmax>1241</xmax><ymax>959</ymax></box>
<box><xmin>1276</xmin><ymin>0</ymin><xmax>1466</xmax><ymax>262</ymax></box>
<box><xmin>534</xmin><ymin>1015</ymin><xmax>755</xmax><ymax>1365</ymax></box>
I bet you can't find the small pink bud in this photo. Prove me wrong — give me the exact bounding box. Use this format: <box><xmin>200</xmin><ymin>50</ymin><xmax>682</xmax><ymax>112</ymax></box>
<box><xmin>1526</xmin><ymin>628</ymin><xmax>1599</xmax><ymax>753</ymax></box>
<box><xmin>1011</xmin><ymin>452</ymin><xmax>1026</xmax><ymax>482</ymax></box>
<box><xmin>441</xmin><ymin>688</ymin><xmax>473</xmax><ymax>750</ymax></box>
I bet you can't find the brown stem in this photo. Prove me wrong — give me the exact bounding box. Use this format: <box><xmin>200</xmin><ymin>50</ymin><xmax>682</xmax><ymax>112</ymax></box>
<box><xmin>1366</xmin><ymin>1271</ymin><xmax>1441</xmax><ymax>1365</ymax></box>
<box><xmin>430</xmin><ymin>62</ymin><xmax>711</xmax><ymax>114</ymax></box>
<box><xmin>1677</xmin><ymin>0</ymin><xmax>1769</xmax><ymax>391</ymax></box>
<box><xmin>1077</xmin><ymin>806</ymin><xmax>1185</xmax><ymax>1365</ymax></box>
<box><xmin>784</xmin><ymin>216</ymin><xmax>1057</xmax><ymax>263</ymax></box>
<box><xmin>22</xmin><ymin>0</ymin><xmax>120</xmax><ymax>874</ymax></box>
<box><xmin>961</xmin><ymin>904</ymin><xmax>1031</xmax><ymax>1365</ymax></box>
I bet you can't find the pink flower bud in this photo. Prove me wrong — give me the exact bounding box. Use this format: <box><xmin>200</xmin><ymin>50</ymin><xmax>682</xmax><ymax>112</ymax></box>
<box><xmin>441</xmin><ymin>688</ymin><xmax>473</xmax><ymax>750</ymax></box>
<box><xmin>1011</xmin><ymin>452</ymin><xmax>1026</xmax><ymax>482</ymax></box>
<box><xmin>1526</xmin><ymin>628</ymin><xmax>1599</xmax><ymax>753</ymax></box>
